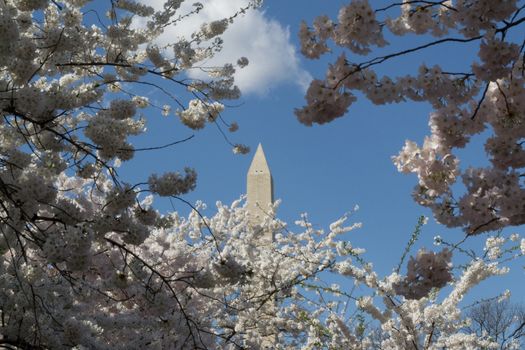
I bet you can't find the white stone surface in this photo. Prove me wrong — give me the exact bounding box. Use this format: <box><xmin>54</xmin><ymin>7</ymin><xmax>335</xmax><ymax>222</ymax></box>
<box><xmin>246</xmin><ymin>143</ymin><xmax>276</xmax><ymax>346</ymax></box>
<box><xmin>246</xmin><ymin>143</ymin><xmax>274</xmax><ymax>240</ymax></box>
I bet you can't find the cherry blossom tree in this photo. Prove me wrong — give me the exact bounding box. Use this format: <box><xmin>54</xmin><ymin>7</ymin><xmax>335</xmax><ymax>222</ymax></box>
<box><xmin>2</xmin><ymin>186</ymin><xmax>524</xmax><ymax>349</ymax></box>
<box><xmin>1</xmin><ymin>0</ymin><xmax>524</xmax><ymax>349</ymax></box>
<box><xmin>276</xmin><ymin>216</ymin><xmax>524</xmax><ymax>349</ymax></box>
<box><xmin>0</xmin><ymin>0</ymin><xmax>259</xmax><ymax>347</ymax></box>
<box><xmin>297</xmin><ymin>0</ymin><xmax>525</xmax><ymax>235</ymax></box>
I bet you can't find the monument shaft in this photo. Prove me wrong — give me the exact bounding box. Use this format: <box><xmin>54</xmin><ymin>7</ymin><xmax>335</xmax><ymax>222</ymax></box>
<box><xmin>247</xmin><ymin>144</ymin><xmax>274</xmax><ymax>239</ymax></box>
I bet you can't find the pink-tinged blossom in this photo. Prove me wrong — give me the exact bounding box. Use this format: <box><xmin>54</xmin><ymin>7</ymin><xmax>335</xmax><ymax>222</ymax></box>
<box><xmin>177</xmin><ymin>99</ymin><xmax>225</xmax><ymax>130</ymax></box>
<box><xmin>295</xmin><ymin>79</ymin><xmax>356</xmax><ymax>126</ymax></box>
<box><xmin>148</xmin><ymin>168</ymin><xmax>197</xmax><ymax>197</ymax></box>
<box><xmin>298</xmin><ymin>0</ymin><xmax>525</xmax><ymax>234</ymax></box>
<box><xmin>394</xmin><ymin>248</ymin><xmax>453</xmax><ymax>300</ymax></box>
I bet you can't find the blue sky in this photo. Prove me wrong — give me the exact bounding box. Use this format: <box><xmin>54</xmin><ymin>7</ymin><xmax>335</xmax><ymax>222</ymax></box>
<box><xmin>119</xmin><ymin>0</ymin><xmax>524</xmax><ymax>302</ymax></box>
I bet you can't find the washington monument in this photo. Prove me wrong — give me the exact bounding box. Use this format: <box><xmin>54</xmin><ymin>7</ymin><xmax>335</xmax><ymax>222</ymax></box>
<box><xmin>246</xmin><ymin>143</ymin><xmax>276</xmax><ymax>347</ymax></box>
<box><xmin>246</xmin><ymin>143</ymin><xmax>274</xmax><ymax>241</ymax></box>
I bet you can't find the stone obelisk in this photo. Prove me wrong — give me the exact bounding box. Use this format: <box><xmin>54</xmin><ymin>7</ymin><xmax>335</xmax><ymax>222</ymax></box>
<box><xmin>247</xmin><ymin>143</ymin><xmax>276</xmax><ymax>348</ymax></box>
<box><xmin>247</xmin><ymin>143</ymin><xmax>274</xmax><ymax>242</ymax></box>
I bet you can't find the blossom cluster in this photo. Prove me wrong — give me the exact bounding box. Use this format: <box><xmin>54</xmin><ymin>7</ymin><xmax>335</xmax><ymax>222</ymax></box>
<box><xmin>1</xmin><ymin>183</ymin><xmax>523</xmax><ymax>349</ymax></box>
<box><xmin>297</xmin><ymin>0</ymin><xmax>525</xmax><ymax>234</ymax></box>
<box><xmin>176</xmin><ymin>99</ymin><xmax>225</xmax><ymax>130</ymax></box>
<box><xmin>148</xmin><ymin>168</ymin><xmax>197</xmax><ymax>197</ymax></box>
<box><xmin>394</xmin><ymin>248</ymin><xmax>453</xmax><ymax>300</ymax></box>
<box><xmin>0</xmin><ymin>0</ymin><xmax>260</xmax><ymax>348</ymax></box>
<box><xmin>1</xmin><ymin>0</ymin><xmax>524</xmax><ymax>348</ymax></box>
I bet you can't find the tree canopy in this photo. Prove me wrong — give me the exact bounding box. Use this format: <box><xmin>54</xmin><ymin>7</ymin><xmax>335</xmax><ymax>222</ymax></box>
<box><xmin>297</xmin><ymin>0</ymin><xmax>525</xmax><ymax>235</ymax></box>
<box><xmin>0</xmin><ymin>0</ymin><xmax>524</xmax><ymax>349</ymax></box>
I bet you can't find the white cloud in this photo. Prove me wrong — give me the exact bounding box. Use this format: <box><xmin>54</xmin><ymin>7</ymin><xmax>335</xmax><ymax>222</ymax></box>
<box><xmin>139</xmin><ymin>0</ymin><xmax>311</xmax><ymax>95</ymax></box>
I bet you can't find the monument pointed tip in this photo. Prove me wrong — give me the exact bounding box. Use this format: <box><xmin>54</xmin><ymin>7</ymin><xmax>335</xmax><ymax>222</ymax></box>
<box><xmin>247</xmin><ymin>142</ymin><xmax>274</xmax><ymax>227</ymax></box>
<box><xmin>254</xmin><ymin>143</ymin><xmax>264</xmax><ymax>155</ymax></box>
<box><xmin>248</xmin><ymin>143</ymin><xmax>271</xmax><ymax>175</ymax></box>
